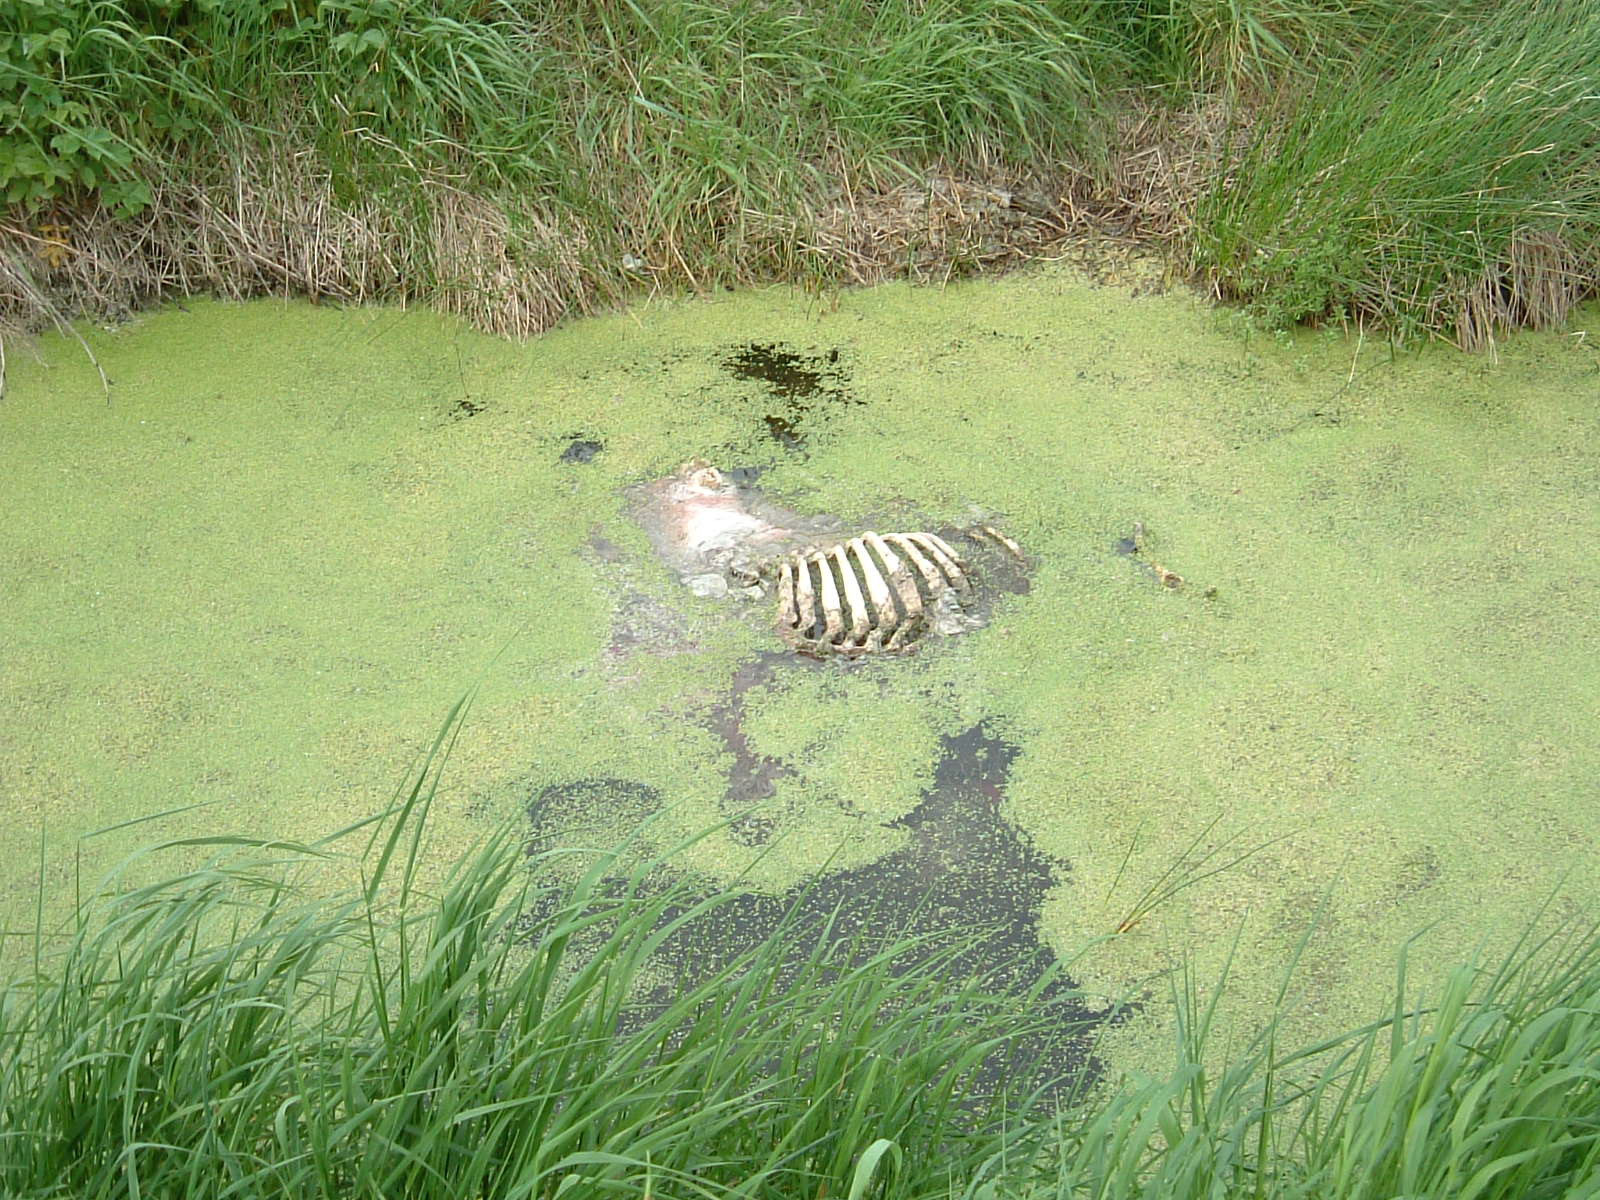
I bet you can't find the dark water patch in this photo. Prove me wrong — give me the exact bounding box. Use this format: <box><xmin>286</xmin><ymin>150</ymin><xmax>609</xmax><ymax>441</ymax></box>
<box><xmin>950</xmin><ymin>527</ymin><xmax>1032</xmax><ymax>597</ymax></box>
<box><xmin>585</xmin><ymin>528</ymin><xmax>626</xmax><ymax>563</ymax></box>
<box><xmin>724</xmin><ymin>342</ymin><xmax>844</xmax><ymax>400</ymax></box>
<box><xmin>524</xmin><ymin>718</ymin><xmax>1122</xmax><ymax>1099</ymax></box>
<box><xmin>560</xmin><ymin>437</ymin><xmax>605</xmax><ymax>464</ymax></box>
<box><xmin>705</xmin><ymin>651</ymin><xmax>813</xmax><ymax>842</ymax></box>
<box><xmin>527</xmin><ymin>776</ymin><xmax>666</xmax><ymax>856</ymax></box>
<box><xmin>721</xmin><ymin>343</ymin><xmax>857</xmax><ymax>450</ymax></box>
<box><xmin>602</xmin><ymin>590</ymin><xmax>701</xmax><ymax>660</ymax></box>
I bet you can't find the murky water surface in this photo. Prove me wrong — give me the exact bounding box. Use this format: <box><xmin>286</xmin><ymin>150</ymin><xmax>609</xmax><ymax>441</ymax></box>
<box><xmin>3</xmin><ymin>267</ymin><xmax>1597</xmax><ymax>1072</ymax></box>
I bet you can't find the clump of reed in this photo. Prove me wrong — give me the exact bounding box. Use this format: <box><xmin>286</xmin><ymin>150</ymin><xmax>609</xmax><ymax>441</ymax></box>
<box><xmin>1189</xmin><ymin>0</ymin><xmax>1600</xmax><ymax>348</ymax></box>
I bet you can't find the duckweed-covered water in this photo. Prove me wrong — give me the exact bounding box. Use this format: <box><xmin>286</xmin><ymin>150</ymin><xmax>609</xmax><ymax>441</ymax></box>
<box><xmin>3</xmin><ymin>266</ymin><xmax>1597</xmax><ymax>1073</ymax></box>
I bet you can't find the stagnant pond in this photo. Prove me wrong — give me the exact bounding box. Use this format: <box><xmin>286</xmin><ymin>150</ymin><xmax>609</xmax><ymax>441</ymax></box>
<box><xmin>3</xmin><ymin>265</ymin><xmax>1597</xmax><ymax>1074</ymax></box>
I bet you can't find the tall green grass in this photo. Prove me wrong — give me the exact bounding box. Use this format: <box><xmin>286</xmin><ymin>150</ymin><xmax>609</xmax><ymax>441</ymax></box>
<box><xmin>1048</xmin><ymin>922</ymin><xmax>1600</xmax><ymax>1197</ymax></box>
<box><xmin>9</xmin><ymin>0</ymin><xmax>1595</xmax><ymax>347</ymax></box>
<box><xmin>1190</xmin><ymin>0</ymin><xmax>1600</xmax><ymax>347</ymax></box>
<box><xmin>1109</xmin><ymin>0</ymin><xmax>1457</xmax><ymax>96</ymax></box>
<box><xmin>0</xmin><ymin>700</ymin><xmax>1082</xmax><ymax>1199</ymax></box>
<box><xmin>3</xmin><ymin>697</ymin><xmax>1598</xmax><ymax>1198</ymax></box>
<box><xmin>2</xmin><ymin>0</ymin><xmax>1126</xmax><ymax>335</ymax></box>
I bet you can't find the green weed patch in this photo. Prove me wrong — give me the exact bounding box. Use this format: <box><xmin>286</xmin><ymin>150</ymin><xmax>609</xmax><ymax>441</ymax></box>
<box><xmin>3</xmin><ymin>701</ymin><xmax>1597</xmax><ymax>1198</ymax></box>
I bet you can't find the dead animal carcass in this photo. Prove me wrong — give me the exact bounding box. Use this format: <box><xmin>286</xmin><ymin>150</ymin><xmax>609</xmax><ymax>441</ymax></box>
<box><xmin>628</xmin><ymin>462</ymin><xmax>1026</xmax><ymax>658</ymax></box>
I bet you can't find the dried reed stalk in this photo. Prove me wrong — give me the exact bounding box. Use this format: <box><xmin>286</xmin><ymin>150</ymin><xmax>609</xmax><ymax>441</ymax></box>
<box><xmin>1449</xmin><ymin>228</ymin><xmax>1592</xmax><ymax>352</ymax></box>
<box><xmin>0</xmin><ymin>97</ymin><xmax>1218</xmax><ymax>344</ymax></box>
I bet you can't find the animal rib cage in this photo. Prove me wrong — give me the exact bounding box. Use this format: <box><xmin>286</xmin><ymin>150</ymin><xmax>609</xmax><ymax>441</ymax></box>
<box><xmin>775</xmin><ymin>531</ymin><xmax>972</xmax><ymax>656</ymax></box>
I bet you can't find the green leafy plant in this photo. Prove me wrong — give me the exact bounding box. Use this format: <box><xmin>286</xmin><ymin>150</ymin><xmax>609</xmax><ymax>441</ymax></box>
<box><xmin>0</xmin><ymin>3</ymin><xmax>146</xmax><ymax>212</ymax></box>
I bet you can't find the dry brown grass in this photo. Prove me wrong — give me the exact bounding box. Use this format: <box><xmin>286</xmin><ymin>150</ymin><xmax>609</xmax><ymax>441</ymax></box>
<box><xmin>0</xmin><ymin>163</ymin><xmax>608</xmax><ymax>401</ymax></box>
<box><xmin>1448</xmin><ymin>229</ymin><xmax>1598</xmax><ymax>354</ymax></box>
<box><xmin>0</xmin><ymin>95</ymin><xmax>1222</xmax><ymax>376</ymax></box>
<box><xmin>783</xmin><ymin>100</ymin><xmax>1226</xmax><ymax>286</ymax></box>
<box><xmin>427</xmin><ymin>186</ymin><xmax>595</xmax><ymax>336</ymax></box>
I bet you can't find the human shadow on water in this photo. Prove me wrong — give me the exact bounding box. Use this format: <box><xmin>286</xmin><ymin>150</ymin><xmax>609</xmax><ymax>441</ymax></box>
<box><xmin>526</xmin><ymin>713</ymin><xmax>1124</xmax><ymax>1099</ymax></box>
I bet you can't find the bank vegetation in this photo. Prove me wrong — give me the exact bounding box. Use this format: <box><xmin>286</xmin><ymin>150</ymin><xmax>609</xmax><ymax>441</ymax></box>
<box><xmin>2</xmin><ymin>0</ymin><xmax>1597</xmax><ymax>353</ymax></box>
<box><xmin>3</xmin><ymin>706</ymin><xmax>1598</xmax><ymax>1199</ymax></box>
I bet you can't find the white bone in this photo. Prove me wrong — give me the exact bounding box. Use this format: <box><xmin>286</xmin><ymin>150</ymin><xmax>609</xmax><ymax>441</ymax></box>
<box><xmin>979</xmin><ymin>524</ymin><xmax>1024</xmax><ymax>559</ymax></box>
<box><xmin>864</xmin><ymin>532</ymin><xmax>923</xmax><ymax>622</ymax></box>
<box><xmin>830</xmin><ymin>543</ymin><xmax>872</xmax><ymax>648</ymax></box>
<box><xmin>767</xmin><ymin>527</ymin><xmax>1004</xmax><ymax>655</ymax></box>
<box><xmin>777</xmin><ymin>559</ymin><xmax>798</xmax><ymax>633</ymax></box>
<box><xmin>905</xmin><ymin>531</ymin><xmax>970</xmax><ymax>591</ymax></box>
<box><xmin>811</xmin><ymin>551</ymin><xmax>845</xmax><ymax>645</ymax></box>
<box><xmin>793</xmin><ymin>554</ymin><xmax>818</xmax><ymax>640</ymax></box>
<box><xmin>883</xmin><ymin>537</ymin><xmax>940</xmax><ymax>598</ymax></box>
<box><xmin>847</xmin><ymin>536</ymin><xmax>900</xmax><ymax>634</ymax></box>
<box><xmin>883</xmin><ymin>534</ymin><xmax>948</xmax><ymax>597</ymax></box>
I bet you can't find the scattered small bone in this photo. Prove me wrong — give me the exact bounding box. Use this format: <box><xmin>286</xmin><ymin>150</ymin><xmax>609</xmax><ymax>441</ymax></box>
<box><xmin>976</xmin><ymin>524</ymin><xmax>1026</xmax><ymax>561</ymax></box>
<box><xmin>686</xmin><ymin>573</ymin><xmax>730</xmax><ymax>598</ymax></box>
<box><xmin>1131</xmin><ymin>521</ymin><xmax>1183</xmax><ymax>590</ymax></box>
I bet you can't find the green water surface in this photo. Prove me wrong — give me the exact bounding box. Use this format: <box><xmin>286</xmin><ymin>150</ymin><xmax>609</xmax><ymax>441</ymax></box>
<box><xmin>3</xmin><ymin>268</ymin><xmax>1597</xmax><ymax>1071</ymax></box>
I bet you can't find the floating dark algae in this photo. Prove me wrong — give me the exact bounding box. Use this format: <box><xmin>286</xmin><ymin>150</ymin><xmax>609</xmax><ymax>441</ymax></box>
<box><xmin>559</xmin><ymin>436</ymin><xmax>605</xmax><ymax>464</ymax></box>
<box><xmin>720</xmin><ymin>342</ymin><xmax>859</xmax><ymax>451</ymax></box>
<box><xmin>525</xmin><ymin>717</ymin><xmax>1122</xmax><ymax>1099</ymax></box>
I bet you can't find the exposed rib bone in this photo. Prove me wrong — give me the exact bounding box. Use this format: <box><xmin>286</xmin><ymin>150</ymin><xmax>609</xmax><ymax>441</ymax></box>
<box><xmin>905</xmin><ymin>532</ymin><xmax>970</xmax><ymax>591</ymax></box>
<box><xmin>864</xmin><ymin>532</ymin><xmax>923</xmax><ymax>619</ymax></box>
<box><xmin>863</xmin><ymin>533</ymin><xmax>925</xmax><ymax>651</ymax></box>
<box><xmin>765</xmin><ymin>525</ymin><xmax>1015</xmax><ymax>655</ymax></box>
<box><xmin>830</xmin><ymin>543</ymin><xmax>872</xmax><ymax>647</ymax></box>
<box><xmin>776</xmin><ymin>559</ymin><xmax>798</xmax><ymax>633</ymax></box>
<box><xmin>812</xmin><ymin>552</ymin><xmax>845</xmax><ymax>645</ymax></box>
<box><xmin>794</xmin><ymin>555</ymin><xmax>818</xmax><ymax>639</ymax></box>
<box><xmin>978</xmin><ymin>524</ymin><xmax>1025</xmax><ymax>559</ymax></box>
<box><xmin>883</xmin><ymin>534</ymin><xmax>946</xmax><ymax>596</ymax></box>
<box><xmin>847</xmin><ymin>536</ymin><xmax>899</xmax><ymax>634</ymax></box>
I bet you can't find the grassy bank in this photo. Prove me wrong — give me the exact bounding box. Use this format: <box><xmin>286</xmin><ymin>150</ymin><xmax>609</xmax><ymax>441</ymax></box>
<box><xmin>1</xmin><ymin>0</ymin><xmax>1122</xmax><ymax>338</ymax></box>
<box><xmin>3</xmin><ymin>0</ymin><xmax>1596</xmax><ymax>348</ymax></box>
<box><xmin>3</xmin><ymin>704</ymin><xmax>1598</xmax><ymax>1199</ymax></box>
<box><xmin>1190</xmin><ymin>2</ymin><xmax>1600</xmax><ymax>349</ymax></box>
